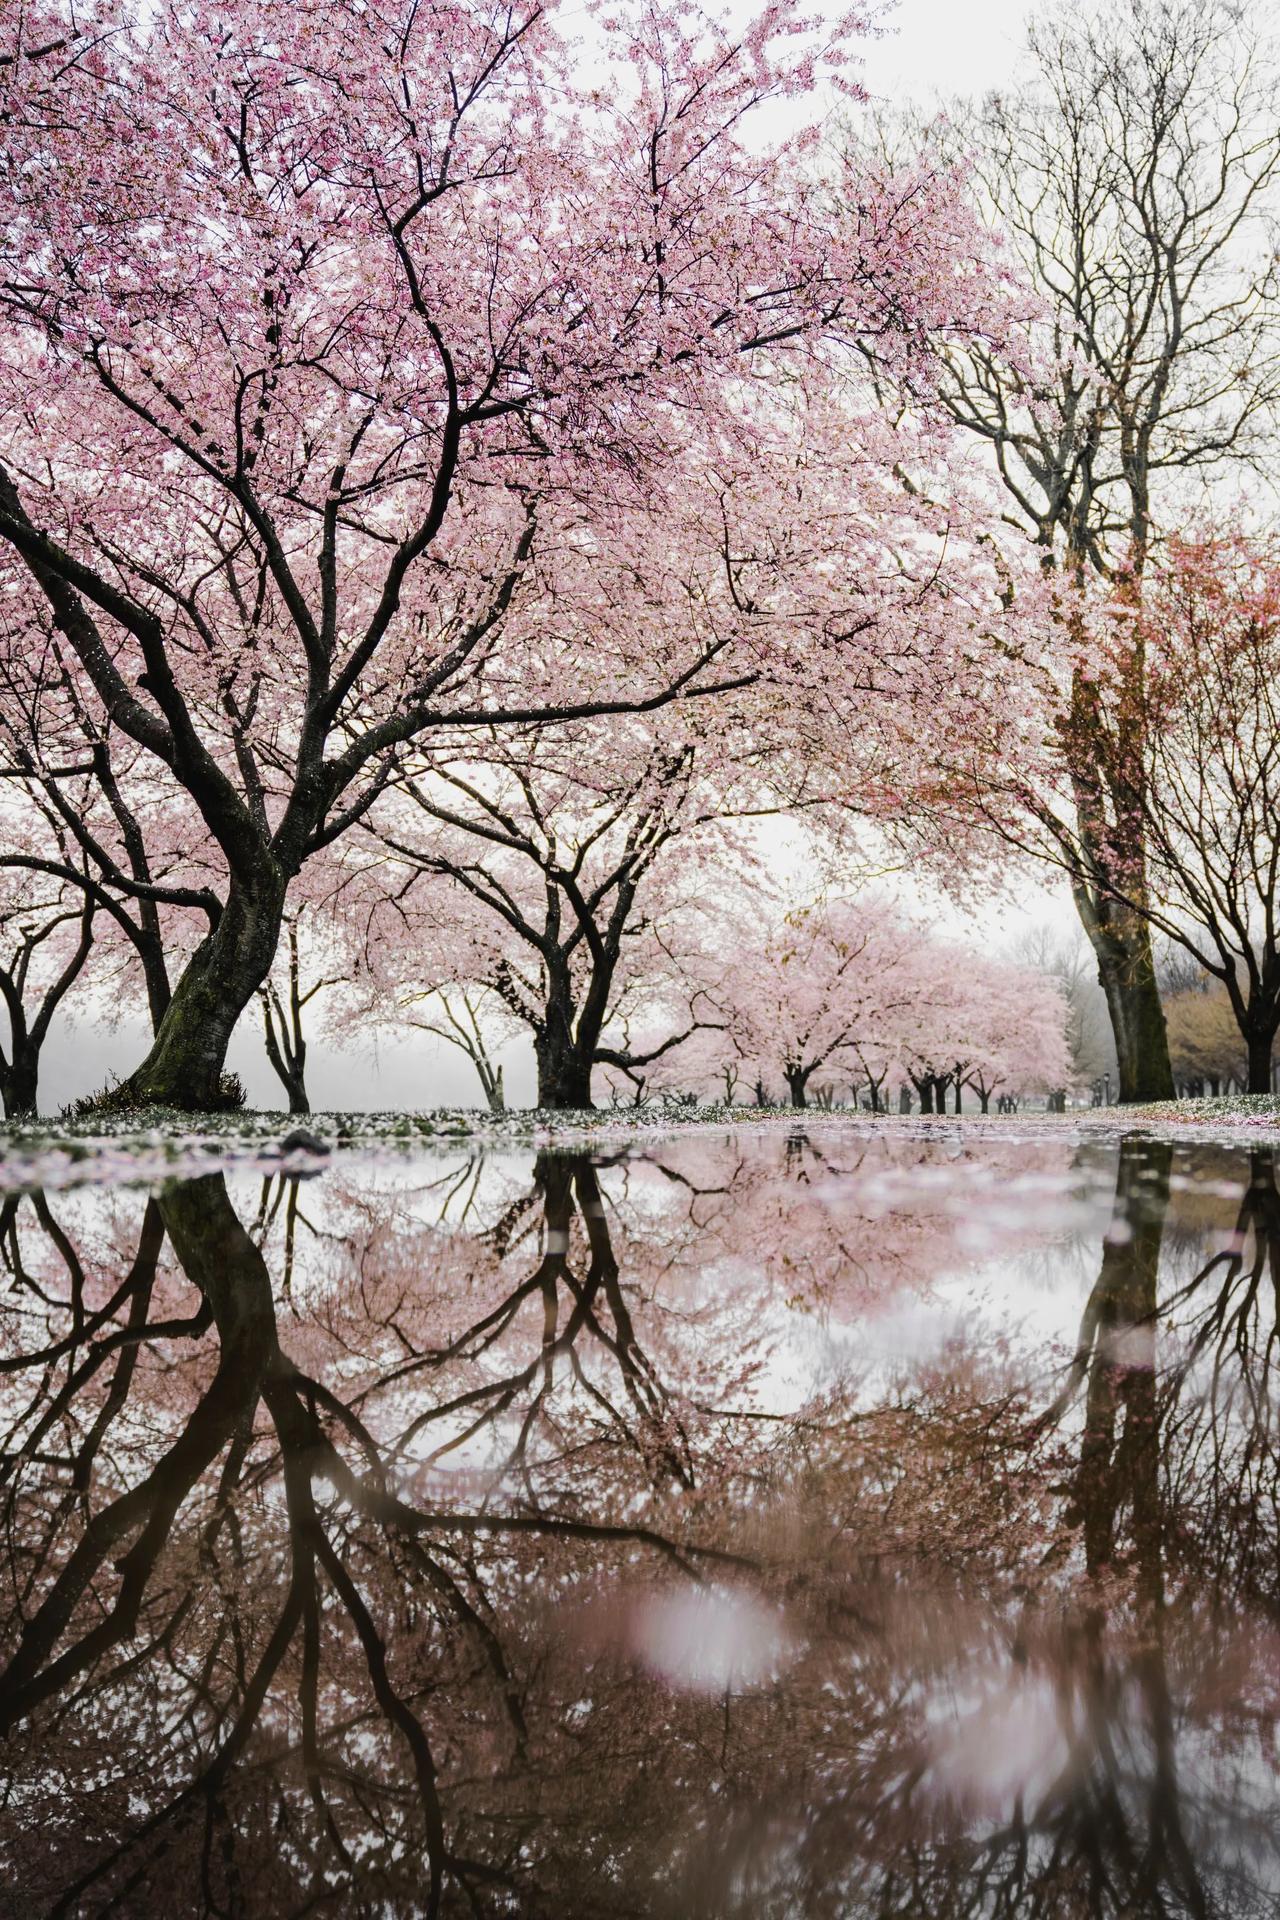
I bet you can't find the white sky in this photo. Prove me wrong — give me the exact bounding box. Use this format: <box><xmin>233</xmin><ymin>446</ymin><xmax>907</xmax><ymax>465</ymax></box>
<box><xmin>41</xmin><ymin>0</ymin><xmax>1059</xmax><ymax>1116</ymax></box>
<box><xmin>854</xmin><ymin>0</ymin><xmax>1033</xmax><ymax>108</ymax></box>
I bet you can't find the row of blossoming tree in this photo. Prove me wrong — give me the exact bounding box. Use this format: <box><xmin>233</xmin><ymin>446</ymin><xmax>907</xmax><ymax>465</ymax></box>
<box><xmin>327</xmin><ymin>879</ymin><xmax>1076</xmax><ymax>1113</ymax></box>
<box><xmin>1</xmin><ymin>0</ymin><xmax>1279</xmax><ymax>1114</ymax></box>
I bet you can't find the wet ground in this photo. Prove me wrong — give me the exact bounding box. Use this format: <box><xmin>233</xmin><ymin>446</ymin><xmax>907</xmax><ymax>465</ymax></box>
<box><xmin>0</xmin><ymin>1124</ymin><xmax>1277</xmax><ymax>1917</ymax></box>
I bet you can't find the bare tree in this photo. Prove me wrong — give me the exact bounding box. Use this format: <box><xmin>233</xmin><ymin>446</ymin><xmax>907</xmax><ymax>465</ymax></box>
<box><xmin>0</xmin><ymin>881</ymin><xmax>94</xmax><ymax>1117</ymax></box>
<box><xmin>258</xmin><ymin>916</ymin><xmax>342</xmax><ymax>1115</ymax></box>
<box><xmin>0</xmin><ymin>619</ymin><xmax>194</xmax><ymax>1040</ymax></box>
<box><xmin>914</xmin><ymin>0</ymin><xmax>1280</xmax><ymax>1100</ymax></box>
<box><xmin>391</xmin><ymin>984</ymin><xmax>509</xmax><ymax>1114</ymax></box>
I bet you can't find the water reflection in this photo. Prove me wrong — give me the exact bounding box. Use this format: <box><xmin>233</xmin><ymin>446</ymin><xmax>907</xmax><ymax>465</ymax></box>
<box><xmin>0</xmin><ymin>1131</ymin><xmax>1277</xmax><ymax>1916</ymax></box>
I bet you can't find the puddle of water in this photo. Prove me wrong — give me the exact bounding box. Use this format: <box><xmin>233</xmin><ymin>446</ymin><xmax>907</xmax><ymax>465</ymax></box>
<box><xmin>0</xmin><ymin>1127</ymin><xmax>1276</xmax><ymax>1916</ymax></box>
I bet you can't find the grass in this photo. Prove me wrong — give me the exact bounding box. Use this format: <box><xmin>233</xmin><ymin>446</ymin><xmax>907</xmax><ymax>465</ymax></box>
<box><xmin>5</xmin><ymin>1098</ymin><xmax>755</xmax><ymax>1147</ymax></box>
<box><xmin>1109</xmin><ymin>1092</ymin><xmax>1280</xmax><ymax>1126</ymax></box>
<box><xmin>0</xmin><ymin>1100</ymin><xmax>779</xmax><ymax>1193</ymax></box>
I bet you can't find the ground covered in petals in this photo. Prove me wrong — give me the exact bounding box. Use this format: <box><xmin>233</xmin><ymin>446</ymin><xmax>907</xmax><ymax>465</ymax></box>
<box><xmin>2</xmin><ymin>1096</ymin><xmax>1280</xmax><ymax>1192</ymax></box>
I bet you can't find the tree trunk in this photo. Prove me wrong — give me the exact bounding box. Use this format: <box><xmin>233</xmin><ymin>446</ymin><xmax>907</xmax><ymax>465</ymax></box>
<box><xmin>1078</xmin><ymin>900</ymin><xmax>1175</xmax><ymax>1105</ymax></box>
<box><xmin>785</xmin><ymin>1067</ymin><xmax>809</xmax><ymax>1109</ymax></box>
<box><xmin>1060</xmin><ymin>610</ymin><xmax>1176</xmax><ymax>1107</ymax></box>
<box><xmin>915</xmin><ymin>1079</ymin><xmax>933</xmax><ymax>1115</ymax></box>
<box><xmin>534</xmin><ymin>965</ymin><xmax>597</xmax><ymax>1110</ymax></box>
<box><xmin>115</xmin><ymin>868</ymin><xmax>288</xmax><ymax>1111</ymax></box>
<box><xmin>979</xmin><ymin>1090</ymin><xmax>990</xmax><ymax>1113</ymax></box>
<box><xmin>262</xmin><ymin>1015</ymin><xmax>309</xmax><ymax>1115</ymax></box>
<box><xmin>1247</xmin><ymin>1032</ymin><xmax>1273</xmax><ymax>1097</ymax></box>
<box><xmin>954</xmin><ymin>1080</ymin><xmax>963</xmax><ymax>1114</ymax></box>
<box><xmin>1072</xmin><ymin>1140</ymin><xmax>1169</xmax><ymax>1580</ymax></box>
<box><xmin>535</xmin><ymin>1034</ymin><xmax>594</xmax><ymax>1109</ymax></box>
<box><xmin>0</xmin><ymin>1048</ymin><xmax>39</xmax><ymax>1119</ymax></box>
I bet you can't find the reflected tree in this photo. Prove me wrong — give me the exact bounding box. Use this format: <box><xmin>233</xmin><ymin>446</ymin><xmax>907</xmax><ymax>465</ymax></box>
<box><xmin>1</xmin><ymin>1135</ymin><xmax>1279</xmax><ymax>1916</ymax></box>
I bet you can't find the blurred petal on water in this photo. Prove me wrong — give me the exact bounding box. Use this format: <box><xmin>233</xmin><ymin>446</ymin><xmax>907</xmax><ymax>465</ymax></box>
<box><xmin>629</xmin><ymin>1584</ymin><xmax>790</xmax><ymax>1692</ymax></box>
<box><xmin>927</xmin><ymin>1671</ymin><xmax>1072</xmax><ymax>1816</ymax></box>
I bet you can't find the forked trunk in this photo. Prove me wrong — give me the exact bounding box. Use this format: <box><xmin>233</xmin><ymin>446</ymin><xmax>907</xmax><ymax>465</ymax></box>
<box><xmin>115</xmin><ymin>869</ymin><xmax>288</xmax><ymax>1111</ymax></box>
<box><xmin>262</xmin><ymin>1022</ymin><xmax>310</xmax><ymax>1115</ymax></box>
<box><xmin>282</xmin><ymin>1074</ymin><xmax>310</xmax><ymax>1116</ymax></box>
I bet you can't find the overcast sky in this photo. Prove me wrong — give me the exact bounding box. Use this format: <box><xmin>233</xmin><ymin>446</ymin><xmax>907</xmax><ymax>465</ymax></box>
<box><xmin>854</xmin><ymin>0</ymin><xmax>1031</xmax><ymax>107</ymax></box>
<box><xmin>42</xmin><ymin>0</ymin><xmax>1060</xmax><ymax>1116</ymax></box>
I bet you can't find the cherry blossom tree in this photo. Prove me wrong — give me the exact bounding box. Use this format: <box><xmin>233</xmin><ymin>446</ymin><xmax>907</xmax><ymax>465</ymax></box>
<box><xmin>706</xmin><ymin>894</ymin><xmax>926</xmax><ymax>1109</ymax></box>
<box><xmin>690</xmin><ymin>895</ymin><xmax>1073</xmax><ymax>1115</ymax></box>
<box><xmin>0</xmin><ymin>0</ymin><xmax>1012</xmax><ymax>1110</ymax></box>
<box><xmin>401</xmin><ymin>986</ymin><xmax>515</xmax><ymax>1113</ymax></box>
<box><xmin>352</xmin><ymin>782</ymin><xmax>733</xmax><ymax>1109</ymax></box>
<box><xmin>955</xmin><ymin>960</ymin><xmax>1074</xmax><ymax>1112</ymax></box>
<box><xmin>891</xmin><ymin>946</ymin><xmax>1071</xmax><ymax>1113</ymax></box>
<box><xmin>333</xmin><ymin>871</ymin><xmax>523</xmax><ymax>1108</ymax></box>
<box><xmin>345</xmin><ymin>334</ymin><xmax>1033</xmax><ymax>1111</ymax></box>
<box><xmin>357</xmin><ymin>698</ymin><xmax>814</xmax><ymax>1107</ymax></box>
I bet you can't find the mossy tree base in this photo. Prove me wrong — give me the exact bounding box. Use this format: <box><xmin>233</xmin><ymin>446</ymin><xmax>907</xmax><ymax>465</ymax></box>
<box><xmin>110</xmin><ymin>870</ymin><xmax>287</xmax><ymax>1113</ymax></box>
